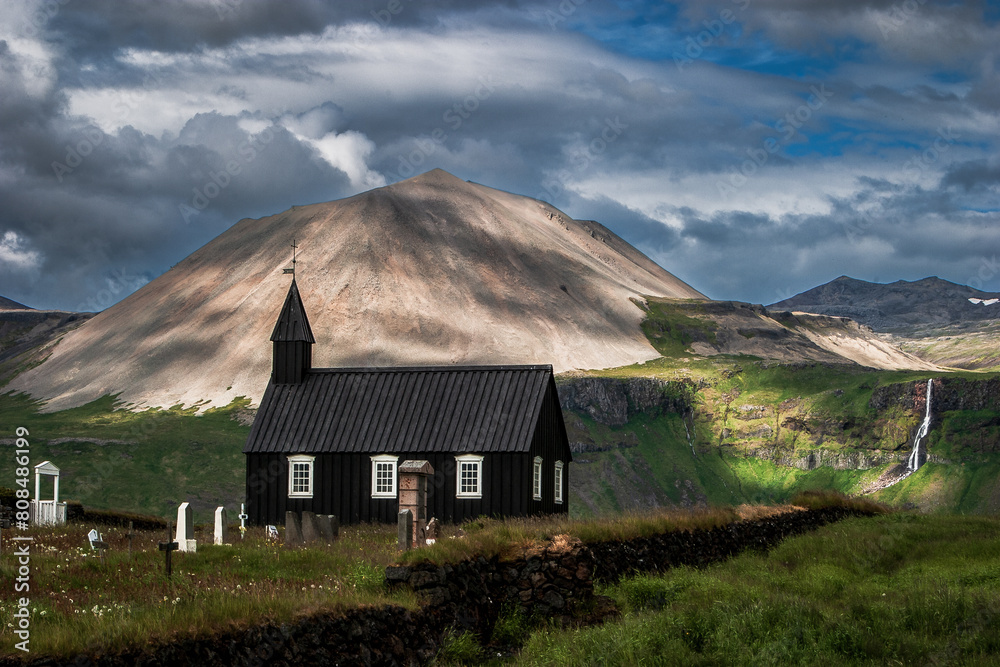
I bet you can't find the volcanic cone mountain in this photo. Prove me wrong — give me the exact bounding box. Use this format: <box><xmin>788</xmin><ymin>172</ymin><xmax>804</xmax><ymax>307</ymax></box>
<box><xmin>12</xmin><ymin>169</ymin><xmax>705</xmax><ymax>410</ymax></box>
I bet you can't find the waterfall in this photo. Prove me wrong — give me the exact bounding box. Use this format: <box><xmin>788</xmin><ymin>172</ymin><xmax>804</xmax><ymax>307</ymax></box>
<box><xmin>906</xmin><ymin>379</ymin><xmax>934</xmax><ymax>472</ymax></box>
<box><xmin>684</xmin><ymin>417</ymin><xmax>696</xmax><ymax>457</ymax></box>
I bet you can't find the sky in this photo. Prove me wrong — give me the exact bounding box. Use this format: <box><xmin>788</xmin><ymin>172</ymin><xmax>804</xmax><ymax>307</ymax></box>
<box><xmin>1</xmin><ymin>0</ymin><xmax>998</xmax><ymax>312</ymax></box>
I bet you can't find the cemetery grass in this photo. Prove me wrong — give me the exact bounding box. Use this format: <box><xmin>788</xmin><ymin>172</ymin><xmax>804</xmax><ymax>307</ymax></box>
<box><xmin>511</xmin><ymin>513</ymin><xmax>1000</xmax><ymax>666</ymax></box>
<box><xmin>0</xmin><ymin>523</ymin><xmax>415</xmax><ymax>659</ymax></box>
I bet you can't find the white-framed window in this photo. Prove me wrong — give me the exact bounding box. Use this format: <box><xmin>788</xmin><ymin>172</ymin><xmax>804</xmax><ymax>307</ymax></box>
<box><xmin>287</xmin><ymin>455</ymin><xmax>315</xmax><ymax>498</ymax></box>
<box><xmin>554</xmin><ymin>460</ymin><xmax>564</xmax><ymax>504</ymax></box>
<box><xmin>533</xmin><ymin>456</ymin><xmax>543</xmax><ymax>500</ymax></box>
<box><xmin>370</xmin><ymin>455</ymin><xmax>399</xmax><ymax>498</ymax></box>
<box><xmin>456</xmin><ymin>454</ymin><xmax>484</xmax><ymax>498</ymax></box>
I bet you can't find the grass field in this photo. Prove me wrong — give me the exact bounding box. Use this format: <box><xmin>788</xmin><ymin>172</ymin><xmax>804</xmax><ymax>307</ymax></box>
<box><xmin>0</xmin><ymin>392</ymin><xmax>250</xmax><ymax>516</ymax></box>
<box><xmin>511</xmin><ymin>513</ymin><xmax>1000</xmax><ymax>666</ymax></box>
<box><xmin>0</xmin><ymin>522</ymin><xmax>411</xmax><ymax>659</ymax></box>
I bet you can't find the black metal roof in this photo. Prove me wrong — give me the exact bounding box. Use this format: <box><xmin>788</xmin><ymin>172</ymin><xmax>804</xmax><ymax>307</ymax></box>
<box><xmin>243</xmin><ymin>365</ymin><xmax>555</xmax><ymax>455</ymax></box>
<box><xmin>270</xmin><ymin>279</ymin><xmax>315</xmax><ymax>343</ymax></box>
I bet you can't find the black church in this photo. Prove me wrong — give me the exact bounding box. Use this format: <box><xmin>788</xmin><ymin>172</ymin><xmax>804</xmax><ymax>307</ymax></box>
<box><xmin>243</xmin><ymin>278</ymin><xmax>572</xmax><ymax>526</ymax></box>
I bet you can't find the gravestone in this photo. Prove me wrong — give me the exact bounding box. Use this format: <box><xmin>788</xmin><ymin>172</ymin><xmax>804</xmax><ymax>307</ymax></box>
<box><xmin>300</xmin><ymin>511</ymin><xmax>322</xmax><ymax>543</ymax></box>
<box><xmin>317</xmin><ymin>514</ymin><xmax>339</xmax><ymax>542</ymax></box>
<box><xmin>266</xmin><ymin>525</ymin><xmax>279</xmax><ymax>540</ymax></box>
<box><xmin>284</xmin><ymin>511</ymin><xmax>303</xmax><ymax>547</ymax></box>
<box><xmin>214</xmin><ymin>506</ymin><xmax>228</xmax><ymax>545</ymax></box>
<box><xmin>87</xmin><ymin>528</ymin><xmax>109</xmax><ymax>564</ymax></box>
<box><xmin>397</xmin><ymin>509</ymin><xmax>413</xmax><ymax>552</ymax></box>
<box><xmin>425</xmin><ymin>517</ymin><xmax>439</xmax><ymax>545</ymax></box>
<box><xmin>175</xmin><ymin>502</ymin><xmax>196</xmax><ymax>552</ymax></box>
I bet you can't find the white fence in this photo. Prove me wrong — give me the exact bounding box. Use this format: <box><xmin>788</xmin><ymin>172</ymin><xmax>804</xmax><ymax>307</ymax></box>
<box><xmin>30</xmin><ymin>500</ymin><xmax>67</xmax><ymax>525</ymax></box>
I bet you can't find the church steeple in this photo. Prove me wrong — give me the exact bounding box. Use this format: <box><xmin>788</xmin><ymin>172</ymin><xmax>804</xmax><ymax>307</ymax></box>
<box><xmin>270</xmin><ymin>278</ymin><xmax>315</xmax><ymax>384</ymax></box>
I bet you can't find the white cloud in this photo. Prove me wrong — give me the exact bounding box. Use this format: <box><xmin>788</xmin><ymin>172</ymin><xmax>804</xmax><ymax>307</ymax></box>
<box><xmin>0</xmin><ymin>231</ymin><xmax>41</xmax><ymax>269</ymax></box>
<box><xmin>304</xmin><ymin>130</ymin><xmax>386</xmax><ymax>190</ymax></box>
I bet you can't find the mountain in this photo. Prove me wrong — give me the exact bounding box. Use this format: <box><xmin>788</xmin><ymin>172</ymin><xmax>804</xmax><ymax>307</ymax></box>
<box><xmin>0</xmin><ymin>295</ymin><xmax>30</xmax><ymax>310</ymax></box>
<box><xmin>0</xmin><ymin>299</ymin><xmax>94</xmax><ymax>380</ymax></box>
<box><xmin>769</xmin><ymin>276</ymin><xmax>1000</xmax><ymax>332</ymax></box>
<box><xmin>10</xmin><ymin>169</ymin><xmax>705</xmax><ymax>411</ymax></box>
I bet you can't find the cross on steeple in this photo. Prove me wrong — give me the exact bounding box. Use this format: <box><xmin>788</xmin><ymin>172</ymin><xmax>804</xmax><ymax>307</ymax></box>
<box><xmin>283</xmin><ymin>239</ymin><xmax>298</xmax><ymax>276</ymax></box>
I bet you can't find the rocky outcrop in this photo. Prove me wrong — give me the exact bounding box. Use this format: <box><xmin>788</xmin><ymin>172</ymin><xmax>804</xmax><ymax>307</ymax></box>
<box><xmin>867</xmin><ymin>376</ymin><xmax>1000</xmax><ymax>413</ymax></box>
<box><xmin>557</xmin><ymin>377</ymin><xmax>695</xmax><ymax>427</ymax></box>
<box><xmin>746</xmin><ymin>446</ymin><xmax>901</xmax><ymax>471</ymax></box>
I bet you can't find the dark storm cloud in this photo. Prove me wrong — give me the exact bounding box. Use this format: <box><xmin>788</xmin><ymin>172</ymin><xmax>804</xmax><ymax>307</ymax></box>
<box><xmin>644</xmin><ymin>177</ymin><xmax>1000</xmax><ymax>303</ymax></box>
<box><xmin>1</xmin><ymin>0</ymin><xmax>997</xmax><ymax>310</ymax></box>
<box><xmin>0</xmin><ymin>66</ymin><xmax>355</xmax><ymax>310</ymax></box>
<box><xmin>942</xmin><ymin>159</ymin><xmax>1000</xmax><ymax>193</ymax></box>
<box><xmin>44</xmin><ymin>0</ymin><xmax>528</xmax><ymax>59</ymax></box>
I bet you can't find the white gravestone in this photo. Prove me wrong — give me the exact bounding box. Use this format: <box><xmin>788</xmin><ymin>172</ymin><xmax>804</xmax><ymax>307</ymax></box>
<box><xmin>214</xmin><ymin>506</ymin><xmax>228</xmax><ymax>545</ymax></box>
<box><xmin>175</xmin><ymin>502</ymin><xmax>197</xmax><ymax>552</ymax></box>
<box><xmin>88</xmin><ymin>528</ymin><xmax>101</xmax><ymax>549</ymax></box>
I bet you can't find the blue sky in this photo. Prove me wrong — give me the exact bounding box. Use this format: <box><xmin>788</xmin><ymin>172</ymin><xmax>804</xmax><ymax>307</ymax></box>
<box><xmin>1</xmin><ymin>0</ymin><xmax>998</xmax><ymax>311</ymax></box>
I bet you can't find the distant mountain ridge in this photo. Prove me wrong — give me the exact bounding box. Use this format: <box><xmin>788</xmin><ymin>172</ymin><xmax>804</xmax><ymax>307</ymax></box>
<box><xmin>0</xmin><ymin>295</ymin><xmax>30</xmax><ymax>310</ymax></box>
<box><xmin>769</xmin><ymin>276</ymin><xmax>1000</xmax><ymax>332</ymax></box>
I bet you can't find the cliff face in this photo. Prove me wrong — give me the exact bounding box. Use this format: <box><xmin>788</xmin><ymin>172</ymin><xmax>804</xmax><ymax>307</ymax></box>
<box><xmin>557</xmin><ymin>377</ymin><xmax>696</xmax><ymax>427</ymax></box>
<box><xmin>560</xmin><ymin>372</ymin><xmax>1000</xmax><ymax>514</ymax></box>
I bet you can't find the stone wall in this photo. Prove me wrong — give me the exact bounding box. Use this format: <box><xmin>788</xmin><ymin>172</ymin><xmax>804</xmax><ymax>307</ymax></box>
<box><xmin>3</xmin><ymin>507</ymin><xmax>874</xmax><ymax>667</ymax></box>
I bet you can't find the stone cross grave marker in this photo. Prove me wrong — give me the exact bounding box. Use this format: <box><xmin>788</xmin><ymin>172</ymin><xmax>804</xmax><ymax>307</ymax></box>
<box><xmin>158</xmin><ymin>522</ymin><xmax>179</xmax><ymax>578</ymax></box>
<box><xmin>214</xmin><ymin>506</ymin><xmax>228</xmax><ymax>545</ymax></box>
<box><xmin>175</xmin><ymin>502</ymin><xmax>196</xmax><ymax>552</ymax></box>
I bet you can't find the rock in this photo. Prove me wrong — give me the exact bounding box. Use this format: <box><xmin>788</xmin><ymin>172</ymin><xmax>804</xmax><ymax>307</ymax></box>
<box><xmin>557</xmin><ymin>377</ymin><xmax>695</xmax><ymax>427</ymax></box>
